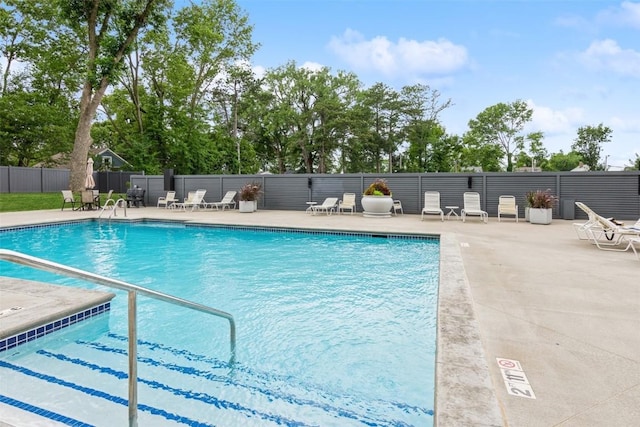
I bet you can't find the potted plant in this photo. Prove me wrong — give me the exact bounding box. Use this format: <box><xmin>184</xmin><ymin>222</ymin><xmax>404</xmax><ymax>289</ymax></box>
<box><xmin>526</xmin><ymin>189</ymin><xmax>557</xmax><ymax>225</ymax></box>
<box><xmin>239</xmin><ymin>181</ymin><xmax>262</xmax><ymax>212</ymax></box>
<box><xmin>361</xmin><ymin>178</ymin><xmax>393</xmax><ymax>218</ymax></box>
<box><xmin>524</xmin><ymin>191</ymin><xmax>535</xmax><ymax>222</ymax></box>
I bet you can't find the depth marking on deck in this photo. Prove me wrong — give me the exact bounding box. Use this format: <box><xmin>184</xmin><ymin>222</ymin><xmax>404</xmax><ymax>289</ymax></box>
<box><xmin>496</xmin><ymin>358</ymin><xmax>536</xmax><ymax>399</ymax></box>
<box><xmin>460</xmin><ymin>242</ymin><xmax>470</xmax><ymax>247</ymax></box>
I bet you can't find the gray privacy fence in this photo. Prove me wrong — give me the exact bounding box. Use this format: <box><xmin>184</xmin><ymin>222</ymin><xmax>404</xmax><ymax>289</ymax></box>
<box><xmin>0</xmin><ymin>166</ymin><xmax>142</xmax><ymax>194</ymax></box>
<box><xmin>128</xmin><ymin>171</ymin><xmax>640</xmax><ymax>220</ymax></box>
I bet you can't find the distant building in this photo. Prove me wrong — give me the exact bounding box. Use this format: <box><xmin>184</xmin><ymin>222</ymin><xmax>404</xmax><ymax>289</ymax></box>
<box><xmin>96</xmin><ymin>148</ymin><xmax>132</xmax><ymax>171</ymax></box>
<box><xmin>32</xmin><ymin>148</ymin><xmax>132</xmax><ymax>171</ymax></box>
<box><xmin>571</xmin><ymin>162</ymin><xmax>590</xmax><ymax>172</ymax></box>
<box><xmin>514</xmin><ymin>166</ymin><xmax>542</xmax><ymax>172</ymax></box>
<box><xmin>461</xmin><ymin>166</ymin><xmax>483</xmax><ymax>173</ymax></box>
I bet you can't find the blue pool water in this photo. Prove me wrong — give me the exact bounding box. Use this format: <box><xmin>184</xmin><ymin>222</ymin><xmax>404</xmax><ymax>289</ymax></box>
<box><xmin>0</xmin><ymin>221</ymin><xmax>439</xmax><ymax>426</ymax></box>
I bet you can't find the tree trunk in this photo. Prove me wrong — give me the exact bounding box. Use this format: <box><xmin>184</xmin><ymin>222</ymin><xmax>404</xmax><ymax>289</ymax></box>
<box><xmin>70</xmin><ymin>79</ymin><xmax>108</xmax><ymax>191</ymax></box>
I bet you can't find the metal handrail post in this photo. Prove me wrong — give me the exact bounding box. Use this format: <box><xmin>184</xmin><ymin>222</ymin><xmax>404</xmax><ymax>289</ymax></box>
<box><xmin>128</xmin><ymin>290</ymin><xmax>138</xmax><ymax>427</ymax></box>
<box><xmin>0</xmin><ymin>249</ymin><xmax>237</xmax><ymax>424</ymax></box>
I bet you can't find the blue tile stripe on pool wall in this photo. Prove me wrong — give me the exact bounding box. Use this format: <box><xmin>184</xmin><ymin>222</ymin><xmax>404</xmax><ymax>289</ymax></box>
<box><xmin>0</xmin><ymin>302</ymin><xmax>111</xmax><ymax>353</ymax></box>
<box><xmin>1</xmin><ymin>219</ymin><xmax>440</xmax><ymax>242</ymax></box>
<box><xmin>0</xmin><ymin>394</ymin><xmax>93</xmax><ymax>427</ymax></box>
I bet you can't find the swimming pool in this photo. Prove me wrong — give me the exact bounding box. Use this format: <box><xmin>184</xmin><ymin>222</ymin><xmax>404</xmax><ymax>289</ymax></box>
<box><xmin>0</xmin><ymin>221</ymin><xmax>439</xmax><ymax>426</ymax></box>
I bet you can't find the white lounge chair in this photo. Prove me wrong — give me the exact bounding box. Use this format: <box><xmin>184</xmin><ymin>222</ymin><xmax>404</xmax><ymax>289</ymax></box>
<box><xmin>573</xmin><ymin>201</ymin><xmax>600</xmax><ymax>239</ymax></box>
<box><xmin>461</xmin><ymin>192</ymin><xmax>488</xmax><ymax>223</ymax></box>
<box><xmin>157</xmin><ymin>191</ymin><xmax>177</xmax><ymax>208</ymax></box>
<box><xmin>585</xmin><ymin>214</ymin><xmax>640</xmax><ymax>252</ymax></box>
<box><xmin>206</xmin><ymin>191</ymin><xmax>237</xmax><ymax>211</ymax></box>
<box><xmin>172</xmin><ymin>189</ymin><xmax>207</xmax><ymax>212</ymax></box>
<box><xmin>497</xmin><ymin>195</ymin><xmax>518</xmax><ymax>222</ymax></box>
<box><xmin>311</xmin><ymin>197</ymin><xmax>338</xmax><ymax>215</ymax></box>
<box><xmin>337</xmin><ymin>193</ymin><xmax>356</xmax><ymax>215</ymax></box>
<box><xmin>421</xmin><ymin>191</ymin><xmax>444</xmax><ymax>221</ymax></box>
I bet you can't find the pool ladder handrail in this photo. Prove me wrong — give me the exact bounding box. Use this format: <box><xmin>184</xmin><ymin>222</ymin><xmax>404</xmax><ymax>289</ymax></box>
<box><xmin>0</xmin><ymin>249</ymin><xmax>236</xmax><ymax>427</ymax></box>
<box><xmin>98</xmin><ymin>198</ymin><xmax>127</xmax><ymax>219</ymax></box>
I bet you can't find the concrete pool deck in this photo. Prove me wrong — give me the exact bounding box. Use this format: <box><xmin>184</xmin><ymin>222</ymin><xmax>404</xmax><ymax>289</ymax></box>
<box><xmin>0</xmin><ymin>207</ymin><xmax>638</xmax><ymax>426</ymax></box>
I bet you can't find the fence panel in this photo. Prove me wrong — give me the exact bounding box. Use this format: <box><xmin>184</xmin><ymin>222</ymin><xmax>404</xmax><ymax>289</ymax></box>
<box><xmin>4</xmin><ymin>167</ymin><xmax>639</xmax><ymax>219</ymax></box>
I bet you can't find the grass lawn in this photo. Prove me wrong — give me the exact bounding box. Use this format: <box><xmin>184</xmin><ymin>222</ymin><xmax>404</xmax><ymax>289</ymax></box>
<box><xmin>0</xmin><ymin>192</ymin><xmax>114</xmax><ymax>212</ymax></box>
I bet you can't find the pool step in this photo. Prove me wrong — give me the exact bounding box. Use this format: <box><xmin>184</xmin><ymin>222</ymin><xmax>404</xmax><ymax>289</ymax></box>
<box><xmin>1</xmin><ymin>331</ymin><xmax>433</xmax><ymax>426</ymax></box>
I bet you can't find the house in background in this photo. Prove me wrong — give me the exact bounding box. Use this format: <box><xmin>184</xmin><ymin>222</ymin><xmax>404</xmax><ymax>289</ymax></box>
<box><xmin>96</xmin><ymin>148</ymin><xmax>132</xmax><ymax>171</ymax></box>
<box><xmin>571</xmin><ymin>162</ymin><xmax>590</xmax><ymax>172</ymax></box>
<box><xmin>32</xmin><ymin>148</ymin><xmax>132</xmax><ymax>171</ymax></box>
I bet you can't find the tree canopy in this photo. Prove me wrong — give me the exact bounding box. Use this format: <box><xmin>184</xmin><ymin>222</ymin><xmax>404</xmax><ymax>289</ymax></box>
<box><xmin>1</xmin><ymin>0</ymin><xmax>633</xmax><ymax>179</ymax></box>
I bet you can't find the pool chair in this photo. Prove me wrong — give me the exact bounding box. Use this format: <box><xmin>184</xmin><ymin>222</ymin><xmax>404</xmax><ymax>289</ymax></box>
<box><xmin>206</xmin><ymin>190</ymin><xmax>237</xmax><ymax>211</ymax></box>
<box><xmin>585</xmin><ymin>214</ymin><xmax>640</xmax><ymax>253</ymax></box>
<box><xmin>172</xmin><ymin>189</ymin><xmax>207</xmax><ymax>212</ymax></box>
<box><xmin>392</xmin><ymin>199</ymin><xmax>403</xmax><ymax>215</ymax></box>
<box><xmin>337</xmin><ymin>193</ymin><xmax>356</xmax><ymax>215</ymax></box>
<box><xmin>461</xmin><ymin>192</ymin><xmax>488</xmax><ymax>223</ymax></box>
<box><xmin>497</xmin><ymin>195</ymin><xmax>518</xmax><ymax>222</ymax></box>
<box><xmin>61</xmin><ymin>190</ymin><xmax>79</xmax><ymax>211</ymax></box>
<box><xmin>573</xmin><ymin>201</ymin><xmax>601</xmax><ymax>239</ymax></box>
<box><xmin>157</xmin><ymin>191</ymin><xmax>177</xmax><ymax>208</ymax></box>
<box><xmin>310</xmin><ymin>197</ymin><xmax>338</xmax><ymax>215</ymax></box>
<box><xmin>421</xmin><ymin>191</ymin><xmax>444</xmax><ymax>221</ymax></box>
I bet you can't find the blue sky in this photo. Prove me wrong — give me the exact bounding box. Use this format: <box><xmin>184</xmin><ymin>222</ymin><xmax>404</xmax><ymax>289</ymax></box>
<box><xmin>230</xmin><ymin>0</ymin><xmax>639</xmax><ymax>169</ymax></box>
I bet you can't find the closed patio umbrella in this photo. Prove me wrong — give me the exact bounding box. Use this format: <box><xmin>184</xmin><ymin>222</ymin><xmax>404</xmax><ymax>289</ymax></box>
<box><xmin>85</xmin><ymin>158</ymin><xmax>95</xmax><ymax>189</ymax></box>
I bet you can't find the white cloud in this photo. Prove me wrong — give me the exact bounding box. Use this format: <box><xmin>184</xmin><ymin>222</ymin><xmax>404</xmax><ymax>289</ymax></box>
<box><xmin>300</xmin><ymin>61</ymin><xmax>324</xmax><ymax>72</ymax></box>
<box><xmin>327</xmin><ymin>29</ymin><xmax>468</xmax><ymax>77</ymax></box>
<box><xmin>597</xmin><ymin>1</ymin><xmax>640</xmax><ymax>29</ymax></box>
<box><xmin>579</xmin><ymin>39</ymin><xmax>640</xmax><ymax>77</ymax></box>
<box><xmin>252</xmin><ymin>65</ymin><xmax>266</xmax><ymax>79</ymax></box>
<box><xmin>526</xmin><ymin>100</ymin><xmax>585</xmax><ymax>135</ymax></box>
<box><xmin>609</xmin><ymin>114</ymin><xmax>640</xmax><ymax>132</ymax></box>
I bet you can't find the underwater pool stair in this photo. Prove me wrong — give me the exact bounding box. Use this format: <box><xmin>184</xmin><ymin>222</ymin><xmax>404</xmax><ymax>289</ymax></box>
<box><xmin>0</xmin><ymin>324</ymin><xmax>433</xmax><ymax>426</ymax></box>
<box><xmin>0</xmin><ymin>249</ymin><xmax>236</xmax><ymax>427</ymax></box>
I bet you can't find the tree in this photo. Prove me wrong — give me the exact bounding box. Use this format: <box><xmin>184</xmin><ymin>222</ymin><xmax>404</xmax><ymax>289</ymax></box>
<box><xmin>401</xmin><ymin>84</ymin><xmax>453</xmax><ymax>172</ymax></box>
<box><xmin>627</xmin><ymin>153</ymin><xmax>640</xmax><ymax>170</ymax></box>
<box><xmin>546</xmin><ymin>150</ymin><xmax>583</xmax><ymax>171</ymax></box>
<box><xmin>61</xmin><ymin>0</ymin><xmax>172</xmax><ymax>191</ymax></box>
<box><xmin>515</xmin><ymin>131</ymin><xmax>548</xmax><ymax>170</ymax></box>
<box><xmin>571</xmin><ymin>123</ymin><xmax>612</xmax><ymax>170</ymax></box>
<box><xmin>460</xmin><ymin>131</ymin><xmax>503</xmax><ymax>172</ymax></box>
<box><xmin>356</xmin><ymin>83</ymin><xmax>404</xmax><ymax>173</ymax></box>
<box><xmin>467</xmin><ymin>100</ymin><xmax>533</xmax><ymax>171</ymax></box>
<box><xmin>1</xmin><ymin>0</ymin><xmax>81</xmax><ymax>166</ymax></box>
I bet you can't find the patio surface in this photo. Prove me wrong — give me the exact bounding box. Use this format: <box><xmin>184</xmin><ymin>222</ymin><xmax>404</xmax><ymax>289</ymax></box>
<box><xmin>0</xmin><ymin>206</ymin><xmax>638</xmax><ymax>426</ymax></box>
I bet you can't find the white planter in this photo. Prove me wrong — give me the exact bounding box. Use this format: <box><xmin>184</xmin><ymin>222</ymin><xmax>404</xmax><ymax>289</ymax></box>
<box><xmin>361</xmin><ymin>195</ymin><xmax>393</xmax><ymax>218</ymax></box>
<box><xmin>239</xmin><ymin>200</ymin><xmax>256</xmax><ymax>212</ymax></box>
<box><xmin>525</xmin><ymin>206</ymin><xmax>530</xmax><ymax>222</ymax></box>
<box><xmin>529</xmin><ymin>208</ymin><xmax>552</xmax><ymax>225</ymax></box>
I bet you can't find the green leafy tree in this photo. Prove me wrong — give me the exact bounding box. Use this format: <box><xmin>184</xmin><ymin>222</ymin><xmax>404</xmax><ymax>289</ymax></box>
<box><xmin>401</xmin><ymin>84</ymin><xmax>453</xmax><ymax>172</ymax></box>
<box><xmin>546</xmin><ymin>150</ymin><xmax>583</xmax><ymax>171</ymax></box>
<box><xmin>627</xmin><ymin>153</ymin><xmax>640</xmax><ymax>170</ymax></box>
<box><xmin>58</xmin><ymin>0</ymin><xmax>172</xmax><ymax>191</ymax></box>
<box><xmin>467</xmin><ymin>100</ymin><xmax>533</xmax><ymax>171</ymax></box>
<box><xmin>356</xmin><ymin>82</ymin><xmax>404</xmax><ymax>173</ymax></box>
<box><xmin>515</xmin><ymin>131</ymin><xmax>548</xmax><ymax>170</ymax></box>
<box><xmin>571</xmin><ymin>124</ymin><xmax>612</xmax><ymax>171</ymax></box>
<box><xmin>460</xmin><ymin>131</ymin><xmax>503</xmax><ymax>172</ymax></box>
<box><xmin>0</xmin><ymin>91</ymin><xmax>75</xmax><ymax>166</ymax></box>
<box><xmin>1</xmin><ymin>0</ymin><xmax>81</xmax><ymax>166</ymax></box>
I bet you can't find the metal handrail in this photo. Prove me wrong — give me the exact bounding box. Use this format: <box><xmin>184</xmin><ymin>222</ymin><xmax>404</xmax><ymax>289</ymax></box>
<box><xmin>98</xmin><ymin>198</ymin><xmax>127</xmax><ymax>219</ymax></box>
<box><xmin>0</xmin><ymin>249</ymin><xmax>236</xmax><ymax>427</ymax></box>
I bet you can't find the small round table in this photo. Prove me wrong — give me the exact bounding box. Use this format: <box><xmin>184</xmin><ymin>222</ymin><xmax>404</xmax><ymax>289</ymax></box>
<box><xmin>445</xmin><ymin>206</ymin><xmax>459</xmax><ymax>220</ymax></box>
